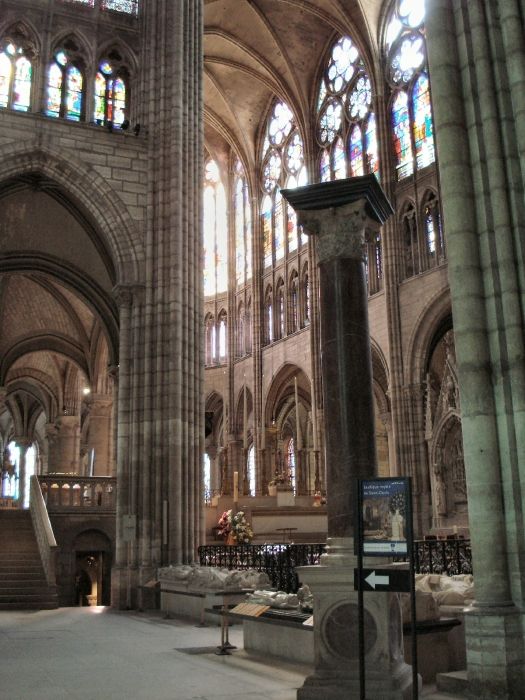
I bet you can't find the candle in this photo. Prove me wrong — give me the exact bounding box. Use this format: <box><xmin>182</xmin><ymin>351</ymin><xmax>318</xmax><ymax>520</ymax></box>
<box><xmin>233</xmin><ymin>470</ymin><xmax>239</xmax><ymax>502</ymax></box>
<box><xmin>294</xmin><ymin>376</ymin><xmax>303</xmax><ymax>450</ymax></box>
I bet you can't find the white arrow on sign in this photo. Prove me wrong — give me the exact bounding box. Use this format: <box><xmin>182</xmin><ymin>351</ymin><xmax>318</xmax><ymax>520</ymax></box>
<box><xmin>365</xmin><ymin>571</ymin><xmax>390</xmax><ymax>589</ymax></box>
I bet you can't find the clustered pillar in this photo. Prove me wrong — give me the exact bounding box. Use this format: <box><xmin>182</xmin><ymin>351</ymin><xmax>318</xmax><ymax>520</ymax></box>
<box><xmin>112</xmin><ymin>0</ymin><xmax>204</xmax><ymax>607</ymax></box>
<box><xmin>426</xmin><ymin>1</ymin><xmax>525</xmax><ymax>696</ymax></box>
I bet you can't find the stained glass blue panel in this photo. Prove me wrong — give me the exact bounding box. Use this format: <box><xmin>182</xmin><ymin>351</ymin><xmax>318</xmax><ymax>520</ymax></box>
<box><xmin>412</xmin><ymin>72</ymin><xmax>435</xmax><ymax>169</ymax></box>
<box><xmin>101</xmin><ymin>0</ymin><xmax>138</xmax><ymax>15</ymax></box>
<box><xmin>392</xmin><ymin>90</ymin><xmax>413</xmax><ymax>179</ymax></box>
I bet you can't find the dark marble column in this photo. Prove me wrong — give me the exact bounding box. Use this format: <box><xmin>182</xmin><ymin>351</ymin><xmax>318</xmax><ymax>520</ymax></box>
<box><xmin>282</xmin><ymin>176</ymin><xmax>393</xmax><ymax>537</ymax></box>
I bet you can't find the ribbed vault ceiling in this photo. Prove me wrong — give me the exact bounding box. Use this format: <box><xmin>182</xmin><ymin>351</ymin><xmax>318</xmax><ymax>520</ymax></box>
<box><xmin>204</xmin><ymin>0</ymin><xmax>385</xmax><ymax>166</ymax></box>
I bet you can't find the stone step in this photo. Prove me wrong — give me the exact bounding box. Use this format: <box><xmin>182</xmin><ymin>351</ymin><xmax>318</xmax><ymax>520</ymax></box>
<box><xmin>0</xmin><ymin>592</ymin><xmax>56</xmax><ymax>602</ymax></box>
<box><xmin>436</xmin><ymin>670</ymin><xmax>468</xmax><ymax>696</ymax></box>
<box><xmin>0</xmin><ymin>600</ymin><xmax>58</xmax><ymax>610</ymax></box>
<box><xmin>0</xmin><ymin>569</ymin><xmax>44</xmax><ymax>578</ymax></box>
<box><xmin>0</xmin><ymin>585</ymin><xmax>51</xmax><ymax>596</ymax></box>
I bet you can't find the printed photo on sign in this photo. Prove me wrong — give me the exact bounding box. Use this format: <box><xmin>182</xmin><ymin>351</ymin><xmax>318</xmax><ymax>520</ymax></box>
<box><xmin>361</xmin><ymin>478</ymin><xmax>408</xmax><ymax>556</ymax></box>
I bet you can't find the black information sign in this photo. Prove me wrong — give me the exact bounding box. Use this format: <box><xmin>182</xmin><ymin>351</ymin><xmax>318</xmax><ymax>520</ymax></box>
<box><xmin>354</xmin><ymin>567</ymin><xmax>411</xmax><ymax>593</ymax></box>
<box><xmin>355</xmin><ymin>476</ymin><xmax>418</xmax><ymax>700</ymax></box>
<box><xmin>360</xmin><ymin>477</ymin><xmax>411</xmax><ymax>557</ymax></box>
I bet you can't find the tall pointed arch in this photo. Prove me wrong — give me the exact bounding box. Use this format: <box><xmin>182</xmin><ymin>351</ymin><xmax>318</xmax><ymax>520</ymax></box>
<box><xmin>316</xmin><ymin>35</ymin><xmax>378</xmax><ymax>182</ymax></box>
<box><xmin>260</xmin><ymin>100</ymin><xmax>307</xmax><ymax>271</ymax></box>
<box><xmin>386</xmin><ymin>0</ymin><xmax>435</xmax><ymax>180</ymax></box>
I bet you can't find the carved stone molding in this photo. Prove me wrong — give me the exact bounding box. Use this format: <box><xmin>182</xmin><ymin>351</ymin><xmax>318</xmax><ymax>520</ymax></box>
<box><xmin>297</xmin><ymin>199</ymin><xmax>378</xmax><ymax>263</ymax></box>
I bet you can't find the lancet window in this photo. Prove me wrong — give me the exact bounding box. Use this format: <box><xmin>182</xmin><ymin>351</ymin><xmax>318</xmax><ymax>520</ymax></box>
<box><xmin>386</xmin><ymin>0</ymin><xmax>435</xmax><ymax>180</ymax></box>
<box><xmin>46</xmin><ymin>48</ymin><xmax>84</xmax><ymax>121</ymax></box>
<box><xmin>203</xmin><ymin>159</ymin><xmax>228</xmax><ymax>298</ymax></box>
<box><xmin>247</xmin><ymin>445</ymin><xmax>256</xmax><ymax>496</ymax></box>
<box><xmin>317</xmin><ymin>35</ymin><xmax>379</xmax><ymax>182</ymax></box>
<box><xmin>0</xmin><ymin>39</ymin><xmax>32</xmax><ymax>112</ymax></box>
<box><xmin>260</xmin><ymin>101</ymin><xmax>307</xmax><ymax>270</ymax></box>
<box><xmin>234</xmin><ymin>160</ymin><xmax>252</xmax><ymax>286</ymax></box>
<box><xmin>94</xmin><ymin>56</ymin><xmax>128</xmax><ymax>128</ymax></box>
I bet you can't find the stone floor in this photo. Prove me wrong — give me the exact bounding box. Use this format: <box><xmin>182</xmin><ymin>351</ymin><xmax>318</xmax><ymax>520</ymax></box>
<box><xmin>0</xmin><ymin>607</ymin><xmax>465</xmax><ymax>699</ymax></box>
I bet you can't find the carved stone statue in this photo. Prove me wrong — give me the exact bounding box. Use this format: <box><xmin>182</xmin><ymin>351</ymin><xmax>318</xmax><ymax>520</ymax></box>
<box><xmin>433</xmin><ymin>469</ymin><xmax>447</xmax><ymax>516</ymax></box>
<box><xmin>391</xmin><ymin>509</ymin><xmax>404</xmax><ymax>540</ymax></box>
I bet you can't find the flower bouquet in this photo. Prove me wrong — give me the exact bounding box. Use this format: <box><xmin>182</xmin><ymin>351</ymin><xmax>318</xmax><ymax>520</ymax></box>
<box><xmin>217</xmin><ymin>509</ymin><xmax>254</xmax><ymax>544</ymax></box>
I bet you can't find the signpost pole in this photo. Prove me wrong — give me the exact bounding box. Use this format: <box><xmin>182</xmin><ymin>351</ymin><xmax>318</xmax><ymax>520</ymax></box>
<box><xmin>356</xmin><ymin>478</ymin><xmax>366</xmax><ymax>700</ymax></box>
<box><xmin>407</xmin><ymin>478</ymin><xmax>418</xmax><ymax>699</ymax></box>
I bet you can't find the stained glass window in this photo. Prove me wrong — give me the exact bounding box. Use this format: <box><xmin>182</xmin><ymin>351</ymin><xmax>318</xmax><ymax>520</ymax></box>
<box><xmin>387</xmin><ymin>0</ymin><xmax>435</xmax><ymax>180</ymax></box>
<box><xmin>412</xmin><ymin>73</ymin><xmax>434</xmax><ymax>169</ymax></box>
<box><xmin>392</xmin><ymin>91</ymin><xmax>414</xmax><ymax>179</ymax></box>
<box><xmin>260</xmin><ymin>100</ymin><xmax>307</xmax><ymax>269</ymax></box>
<box><xmin>203</xmin><ymin>160</ymin><xmax>228</xmax><ymax>297</ymax></box>
<box><xmin>286</xmin><ymin>437</ymin><xmax>296</xmax><ymax>494</ymax></box>
<box><xmin>46</xmin><ymin>51</ymin><xmax>84</xmax><ymax>121</ymax></box>
<box><xmin>274</xmin><ymin>191</ymin><xmax>285</xmax><ymax>262</ymax></box>
<box><xmin>349</xmin><ymin>126</ymin><xmax>364</xmax><ymax>176</ymax></box>
<box><xmin>316</xmin><ymin>35</ymin><xmax>378</xmax><ymax>181</ymax></box>
<box><xmin>234</xmin><ymin>161</ymin><xmax>252</xmax><ymax>286</ymax></box>
<box><xmin>101</xmin><ymin>0</ymin><xmax>139</xmax><ymax>15</ymax></box>
<box><xmin>94</xmin><ymin>60</ymin><xmax>127</xmax><ymax>128</ymax></box>
<box><xmin>0</xmin><ymin>42</ymin><xmax>32</xmax><ymax>112</ymax></box>
<box><xmin>262</xmin><ymin>194</ymin><xmax>273</xmax><ymax>269</ymax></box>
<box><xmin>334</xmin><ymin>137</ymin><xmax>346</xmax><ymax>179</ymax></box>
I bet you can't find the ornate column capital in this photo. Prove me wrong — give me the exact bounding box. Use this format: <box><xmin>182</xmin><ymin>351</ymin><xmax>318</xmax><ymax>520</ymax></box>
<box><xmin>296</xmin><ymin>199</ymin><xmax>376</xmax><ymax>263</ymax></box>
<box><xmin>282</xmin><ymin>174</ymin><xmax>394</xmax><ymax>264</ymax></box>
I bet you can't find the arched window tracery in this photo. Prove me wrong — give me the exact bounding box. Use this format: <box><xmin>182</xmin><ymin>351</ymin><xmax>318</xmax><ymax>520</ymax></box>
<box><xmin>94</xmin><ymin>53</ymin><xmax>129</xmax><ymax>128</ymax></box>
<box><xmin>316</xmin><ymin>35</ymin><xmax>379</xmax><ymax>182</ymax></box>
<box><xmin>0</xmin><ymin>37</ymin><xmax>33</xmax><ymax>113</ymax></box>
<box><xmin>386</xmin><ymin>0</ymin><xmax>435</xmax><ymax>180</ymax></box>
<box><xmin>260</xmin><ymin>101</ymin><xmax>307</xmax><ymax>269</ymax></box>
<box><xmin>46</xmin><ymin>45</ymin><xmax>85</xmax><ymax>121</ymax></box>
<box><xmin>423</xmin><ymin>191</ymin><xmax>445</xmax><ymax>265</ymax></box>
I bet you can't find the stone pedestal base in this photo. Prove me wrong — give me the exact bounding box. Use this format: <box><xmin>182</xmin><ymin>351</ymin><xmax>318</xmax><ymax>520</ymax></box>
<box><xmin>463</xmin><ymin>605</ymin><xmax>525</xmax><ymax>699</ymax></box>
<box><xmin>297</xmin><ymin>538</ymin><xmax>416</xmax><ymax>700</ymax></box>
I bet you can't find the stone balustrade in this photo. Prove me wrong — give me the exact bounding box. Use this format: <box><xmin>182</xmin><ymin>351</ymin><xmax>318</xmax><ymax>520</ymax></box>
<box><xmin>29</xmin><ymin>475</ymin><xmax>58</xmax><ymax>587</ymax></box>
<box><xmin>38</xmin><ymin>475</ymin><xmax>117</xmax><ymax>513</ymax></box>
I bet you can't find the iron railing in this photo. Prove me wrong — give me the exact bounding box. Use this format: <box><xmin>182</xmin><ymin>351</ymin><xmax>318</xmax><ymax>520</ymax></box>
<box><xmin>412</xmin><ymin>538</ymin><xmax>472</xmax><ymax>575</ymax></box>
<box><xmin>198</xmin><ymin>543</ymin><xmax>326</xmax><ymax>593</ymax></box>
<box><xmin>199</xmin><ymin>539</ymin><xmax>473</xmax><ymax>592</ymax></box>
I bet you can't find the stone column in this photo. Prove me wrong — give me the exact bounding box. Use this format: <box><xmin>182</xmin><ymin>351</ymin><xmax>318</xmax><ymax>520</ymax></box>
<box><xmin>426</xmin><ymin>2</ymin><xmax>525</xmax><ymax>697</ymax></box>
<box><xmin>85</xmin><ymin>394</ymin><xmax>113</xmax><ymax>476</ymax></box>
<box><xmin>112</xmin><ymin>0</ymin><xmax>203</xmax><ymax>608</ymax></box>
<box><xmin>52</xmin><ymin>416</ymin><xmax>80</xmax><ymax>473</ymax></box>
<box><xmin>283</xmin><ymin>176</ymin><xmax>414</xmax><ymax>700</ymax></box>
